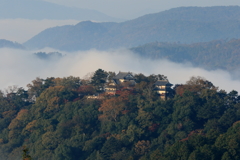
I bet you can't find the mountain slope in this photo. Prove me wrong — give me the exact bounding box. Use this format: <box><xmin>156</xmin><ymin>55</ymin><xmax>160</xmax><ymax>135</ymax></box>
<box><xmin>0</xmin><ymin>0</ymin><xmax>121</xmax><ymax>22</ymax></box>
<box><xmin>24</xmin><ymin>6</ymin><xmax>240</xmax><ymax>51</ymax></box>
<box><xmin>131</xmin><ymin>39</ymin><xmax>240</xmax><ymax>72</ymax></box>
<box><xmin>0</xmin><ymin>39</ymin><xmax>25</xmax><ymax>49</ymax></box>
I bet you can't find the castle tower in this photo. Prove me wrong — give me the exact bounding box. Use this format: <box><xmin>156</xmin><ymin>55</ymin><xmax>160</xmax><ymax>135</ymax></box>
<box><xmin>154</xmin><ymin>80</ymin><xmax>173</xmax><ymax>100</ymax></box>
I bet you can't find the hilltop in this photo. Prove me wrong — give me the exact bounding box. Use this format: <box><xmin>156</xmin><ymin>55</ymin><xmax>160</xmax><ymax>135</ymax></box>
<box><xmin>0</xmin><ymin>70</ymin><xmax>239</xmax><ymax>159</ymax></box>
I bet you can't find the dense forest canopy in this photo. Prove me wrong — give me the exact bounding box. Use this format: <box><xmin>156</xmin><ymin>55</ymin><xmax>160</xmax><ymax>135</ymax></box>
<box><xmin>0</xmin><ymin>69</ymin><xmax>239</xmax><ymax>160</ymax></box>
<box><xmin>131</xmin><ymin>39</ymin><xmax>240</xmax><ymax>72</ymax></box>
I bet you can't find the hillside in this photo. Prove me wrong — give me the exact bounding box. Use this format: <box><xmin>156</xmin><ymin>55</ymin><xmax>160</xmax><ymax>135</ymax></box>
<box><xmin>131</xmin><ymin>39</ymin><xmax>240</xmax><ymax>72</ymax></box>
<box><xmin>24</xmin><ymin>6</ymin><xmax>240</xmax><ymax>51</ymax></box>
<box><xmin>0</xmin><ymin>70</ymin><xmax>240</xmax><ymax>160</ymax></box>
<box><xmin>0</xmin><ymin>39</ymin><xmax>25</xmax><ymax>49</ymax></box>
<box><xmin>0</xmin><ymin>0</ymin><xmax>121</xmax><ymax>22</ymax></box>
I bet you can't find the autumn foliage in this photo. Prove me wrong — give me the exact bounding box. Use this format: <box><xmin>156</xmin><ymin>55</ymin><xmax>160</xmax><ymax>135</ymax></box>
<box><xmin>0</xmin><ymin>72</ymin><xmax>239</xmax><ymax>160</ymax></box>
<box><xmin>98</xmin><ymin>90</ymin><xmax>131</xmax><ymax>122</ymax></box>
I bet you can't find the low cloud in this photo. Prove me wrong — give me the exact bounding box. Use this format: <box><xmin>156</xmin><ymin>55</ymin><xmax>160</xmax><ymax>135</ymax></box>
<box><xmin>0</xmin><ymin>19</ymin><xmax>79</xmax><ymax>43</ymax></box>
<box><xmin>1</xmin><ymin>48</ymin><xmax>240</xmax><ymax>93</ymax></box>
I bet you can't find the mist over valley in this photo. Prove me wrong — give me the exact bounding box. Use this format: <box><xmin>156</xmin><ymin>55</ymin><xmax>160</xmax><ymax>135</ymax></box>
<box><xmin>0</xmin><ymin>47</ymin><xmax>240</xmax><ymax>93</ymax></box>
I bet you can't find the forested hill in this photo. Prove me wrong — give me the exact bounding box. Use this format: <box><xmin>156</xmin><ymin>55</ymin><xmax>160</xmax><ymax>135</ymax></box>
<box><xmin>0</xmin><ymin>39</ymin><xmax>25</xmax><ymax>49</ymax></box>
<box><xmin>132</xmin><ymin>39</ymin><xmax>240</xmax><ymax>72</ymax></box>
<box><xmin>0</xmin><ymin>69</ymin><xmax>240</xmax><ymax>160</ymax></box>
<box><xmin>24</xmin><ymin>6</ymin><xmax>240</xmax><ymax>51</ymax></box>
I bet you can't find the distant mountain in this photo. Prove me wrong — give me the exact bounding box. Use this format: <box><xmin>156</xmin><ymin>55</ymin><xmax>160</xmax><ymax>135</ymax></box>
<box><xmin>24</xmin><ymin>6</ymin><xmax>240</xmax><ymax>51</ymax></box>
<box><xmin>34</xmin><ymin>51</ymin><xmax>63</xmax><ymax>60</ymax></box>
<box><xmin>0</xmin><ymin>0</ymin><xmax>121</xmax><ymax>22</ymax></box>
<box><xmin>0</xmin><ymin>39</ymin><xmax>25</xmax><ymax>49</ymax></box>
<box><xmin>131</xmin><ymin>39</ymin><xmax>240</xmax><ymax>72</ymax></box>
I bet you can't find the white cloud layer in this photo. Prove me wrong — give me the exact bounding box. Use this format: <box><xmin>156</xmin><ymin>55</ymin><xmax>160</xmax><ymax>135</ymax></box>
<box><xmin>0</xmin><ymin>19</ymin><xmax>79</xmax><ymax>43</ymax></box>
<box><xmin>0</xmin><ymin>48</ymin><xmax>240</xmax><ymax>93</ymax></box>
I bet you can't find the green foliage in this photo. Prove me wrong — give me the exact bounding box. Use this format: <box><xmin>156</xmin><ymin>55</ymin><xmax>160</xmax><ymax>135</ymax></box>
<box><xmin>0</xmin><ymin>73</ymin><xmax>240</xmax><ymax>159</ymax></box>
<box><xmin>101</xmin><ymin>137</ymin><xmax>122</xmax><ymax>159</ymax></box>
<box><xmin>91</xmin><ymin>69</ymin><xmax>108</xmax><ymax>92</ymax></box>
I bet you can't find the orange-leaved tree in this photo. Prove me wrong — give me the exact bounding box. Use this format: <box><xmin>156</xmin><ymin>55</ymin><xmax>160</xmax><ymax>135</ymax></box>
<box><xmin>98</xmin><ymin>90</ymin><xmax>131</xmax><ymax>122</ymax></box>
<box><xmin>98</xmin><ymin>97</ymin><xmax>124</xmax><ymax>122</ymax></box>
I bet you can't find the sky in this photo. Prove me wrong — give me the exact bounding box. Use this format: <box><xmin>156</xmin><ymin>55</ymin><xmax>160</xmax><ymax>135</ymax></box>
<box><xmin>1</xmin><ymin>48</ymin><xmax>240</xmax><ymax>93</ymax></box>
<box><xmin>0</xmin><ymin>19</ymin><xmax>79</xmax><ymax>43</ymax></box>
<box><xmin>43</xmin><ymin>0</ymin><xmax>240</xmax><ymax>19</ymax></box>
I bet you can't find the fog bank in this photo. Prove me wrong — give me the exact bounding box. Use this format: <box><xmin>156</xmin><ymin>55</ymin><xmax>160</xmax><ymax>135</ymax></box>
<box><xmin>1</xmin><ymin>48</ymin><xmax>240</xmax><ymax>93</ymax></box>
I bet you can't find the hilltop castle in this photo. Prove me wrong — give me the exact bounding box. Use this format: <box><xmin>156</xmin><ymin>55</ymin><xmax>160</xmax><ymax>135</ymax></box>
<box><xmin>104</xmin><ymin>71</ymin><xmax>173</xmax><ymax>100</ymax></box>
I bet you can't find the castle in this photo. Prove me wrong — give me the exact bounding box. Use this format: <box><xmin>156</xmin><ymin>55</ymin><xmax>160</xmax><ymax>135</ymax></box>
<box><xmin>105</xmin><ymin>71</ymin><xmax>173</xmax><ymax>100</ymax></box>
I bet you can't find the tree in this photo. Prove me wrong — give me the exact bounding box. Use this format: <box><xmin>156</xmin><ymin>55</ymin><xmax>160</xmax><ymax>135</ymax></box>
<box><xmin>150</xmin><ymin>149</ymin><xmax>163</xmax><ymax>160</ymax></box>
<box><xmin>98</xmin><ymin>90</ymin><xmax>131</xmax><ymax>122</ymax></box>
<box><xmin>221</xmin><ymin>152</ymin><xmax>232</xmax><ymax>160</ymax></box>
<box><xmin>77</xmin><ymin>85</ymin><xmax>96</xmax><ymax>95</ymax></box>
<box><xmin>34</xmin><ymin>85</ymin><xmax>77</xmax><ymax>116</ymax></box>
<box><xmin>134</xmin><ymin>73</ymin><xmax>167</xmax><ymax>84</ymax></box>
<box><xmin>22</xmin><ymin>146</ymin><xmax>32</xmax><ymax>160</ymax></box>
<box><xmin>53</xmin><ymin>76</ymin><xmax>81</xmax><ymax>90</ymax></box>
<box><xmin>135</xmin><ymin>81</ymin><xmax>155</xmax><ymax>100</ymax></box>
<box><xmin>27</xmin><ymin>77</ymin><xmax>44</xmax><ymax>99</ymax></box>
<box><xmin>136</xmin><ymin>108</ymin><xmax>153</xmax><ymax>128</ymax></box>
<box><xmin>98</xmin><ymin>97</ymin><xmax>125</xmax><ymax>122</ymax></box>
<box><xmin>134</xmin><ymin>140</ymin><xmax>150</xmax><ymax>156</ymax></box>
<box><xmin>111</xmin><ymin>148</ymin><xmax>130</xmax><ymax>160</ymax></box>
<box><xmin>107</xmin><ymin>71</ymin><xmax>116</xmax><ymax>82</ymax></box>
<box><xmin>91</xmin><ymin>69</ymin><xmax>108</xmax><ymax>92</ymax></box>
<box><xmin>101</xmin><ymin>137</ymin><xmax>121</xmax><ymax>159</ymax></box>
<box><xmin>176</xmin><ymin>76</ymin><xmax>217</xmax><ymax>96</ymax></box>
<box><xmin>134</xmin><ymin>73</ymin><xmax>147</xmax><ymax>83</ymax></box>
<box><xmin>53</xmin><ymin>144</ymin><xmax>74</xmax><ymax>160</ymax></box>
<box><xmin>186</xmin><ymin>76</ymin><xmax>217</xmax><ymax>91</ymax></box>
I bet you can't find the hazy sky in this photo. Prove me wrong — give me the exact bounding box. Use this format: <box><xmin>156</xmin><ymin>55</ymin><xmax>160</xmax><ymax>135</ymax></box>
<box><xmin>43</xmin><ymin>0</ymin><xmax>240</xmax><ymax>19</ymax></box>
<box><xmin>0</xmin><ymin>19</ymin><xmax>79</xmax><ymax>43</ymax></box>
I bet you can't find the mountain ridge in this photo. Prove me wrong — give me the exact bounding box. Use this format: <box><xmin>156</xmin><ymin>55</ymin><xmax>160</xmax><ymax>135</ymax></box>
<box><xmin>24</xmin><ymin>6</ymin><xmax>240</xmax><ymax>51</ymax></box>
<box><xmin>131</xmin><ymin>39</ymin><xmax>240</xmax><ymax>72</ymax></box>
<box><xmin>0</xmin><ymin>39</ymin><xmax>25</xmax><ymax>49</ymax></box>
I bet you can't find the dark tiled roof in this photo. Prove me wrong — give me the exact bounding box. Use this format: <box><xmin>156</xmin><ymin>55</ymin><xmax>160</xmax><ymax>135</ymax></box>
<box><xmin>113</xmin><ymin>79</ymin><xmax>120</xmax><ymax>85</ymax></box>
<box><xmin>113</xmin><ymin>72</ymin><xmax>133</xmax><ymax>80</ymax></box>
<box><xmin>155</xmin><ymin>80</ymin><xmax>173</xmax><ymax>86</ymax></box>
